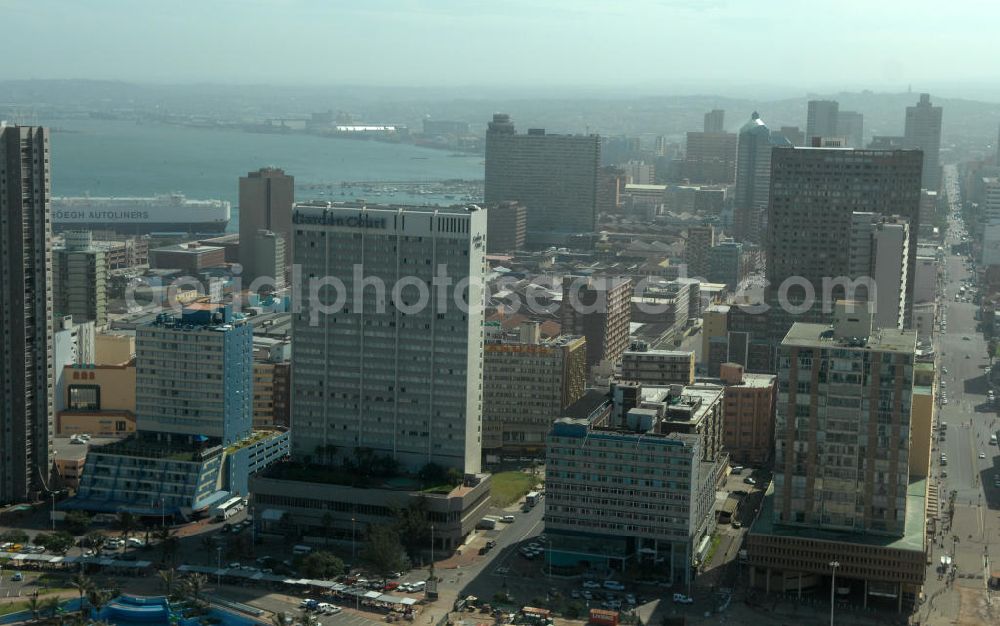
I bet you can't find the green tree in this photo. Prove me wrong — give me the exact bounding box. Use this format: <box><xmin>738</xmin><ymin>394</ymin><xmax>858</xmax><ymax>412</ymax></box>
<box><xmin>36</xmin><ymin>531</ymin><xmax>76</xmax><ymax>555</ymax></box>
<box><xmin>26</xmin><ymin>594</ymin><xmax>43</xmax><ymax>623</ymax></box>
<box><xmin>116</xmin><ymin>511</ymin><xmax>138</xmax><ymax>554</ymax></box>
<box><xmin>182</xmin><ymin>573</ymin><xmax>208</xmax><ymax>608</ymax></box>
<box><xmin>69</xmin><ymin>572</ymin><xmax>93</xmax><ymax>616</ymax></box>
<box><xmin>83</xmin><ymin>531</ymin><xmax>107</xmax><ymax>557</ymax></box>
<box><xmin>299</xmin><ymin>551</ymin><xmax>346</xmax><ymax>579</ymax></box>
<box><xmin>42</xmin><ymin>596</ymin><xmax>61</xmax><ymax>619</ymax></box>
<box><xmin>158</xmin><ymin>569</ymin><xmax>178</xmax><ymax>598</ymax></box>
<box><xmin>64</xmin><ymin>511</ymin><xmax>92</xmax><ymax>536</ymax></box>
<box><xmin>271</xmin><ymin>612</ymin><xmax>290</xmax><ymax>626</ymax></box>
<box><xmin>87</xmin><ymin>588</ymin><xmax>113</xmax><ymax>619</ymax></box>
<box><xmin>394</xmin><ymin>498</ymin><xmax>431</xmax><ymax>559</ymax></box>
<box><xmin>361</xmin><ymin>525</ymin><xmax>407</xmax><ymax>577</ymax></box>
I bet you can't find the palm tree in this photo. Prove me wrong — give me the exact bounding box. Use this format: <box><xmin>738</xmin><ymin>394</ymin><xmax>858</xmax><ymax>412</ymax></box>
<box><xmin>158</xmin><ymin>569</ymin><xmax>178</xmax><ymax>598</ymax></box>
<box><xmin>69</xmin><ymin>572</ymin><xmax>93</xmax><ymax>616</ymax></box>
<box><xmin>116</xmin><ymin>511</ymin><xmax>138</xmax><ymax>554</ymax></box>
<box><xmin>87</xmin><ymin>588</ymin><xmax>112</xmax><ymax>620</ymax></box>
<box><xmin>298</xmin><ymin>609</ymin><xmax>319</xmax><ymax>626</ymax></box>
<box><xmin>26</xmin><ymin>594</ymin><xmax>42</xmax><ymax>623</ymax></box>
<box><xmin>183</xmin><ymin>573</ymin><xmax>207</xmax><ymax>608</ymax></box>
<box><xmin>43</xmin><ymin>596</ymin><xmax>61</xmax><ymax>619</ymax></box>
<box><xmin>84</xmin><ymin>531</ymin><xmax>106</xmax><ymax>557</ymax></box>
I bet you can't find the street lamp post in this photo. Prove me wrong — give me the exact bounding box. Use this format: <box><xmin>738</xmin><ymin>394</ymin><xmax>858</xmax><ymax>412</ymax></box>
<box><xmin>50</xmin><ymin>492</ymin><xmax>56</xmax><ymax>531</ymax></box>
<box><xmin>216</xmin><ymin>546</ymin><xmax>223</xmax><ymax>587</ymax></box>
<box><xmin>351</xmin><ymin>517</ymin><xmax>357</xmax><ymax>564</ymax></box>
<box><xmin>829</xmin><ymin>561</ymin><xmax>840</xmax><ymax>626</ymax></box>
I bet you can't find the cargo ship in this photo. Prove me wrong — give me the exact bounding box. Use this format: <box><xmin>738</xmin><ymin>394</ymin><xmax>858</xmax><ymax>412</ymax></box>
<box><xmin>52</xmin><ymin>193</ymin><xmax>231</xmax><ymax>234</ymax></box>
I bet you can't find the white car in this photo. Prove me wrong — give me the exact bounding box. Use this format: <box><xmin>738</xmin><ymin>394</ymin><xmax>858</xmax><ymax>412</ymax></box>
<box><xmin>501</xmin><ymin>515</ymin><xmax>515</xmax><ymax>523</ymax></box>
<box><xmin>673</xmin><ymin>593</ymin><xmax>694</xmax><ymax>604</ymax></box>
<box><xmin>603</xmin><ymin>580</ymin><xmax>626</xmax><ymax>591</ymax></box>
<box><xmin>582</xmin><ymin>580</ymin><xmax>601</xmax><ymax>589</ymax></box>
<box><xmin>980</xmin><ymin>452</ymin><xmax>987</xmax><ymax>459</ymax></box>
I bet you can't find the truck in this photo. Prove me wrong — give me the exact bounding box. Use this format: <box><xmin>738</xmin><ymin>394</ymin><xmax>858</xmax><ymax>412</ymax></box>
<box><xmin>477</xmin><ymin>516</ymin><xmax>501</xmax><ymax>530</ymax></box>
<box><xmin>525</xmin><ymin>491</ymin><xmax>541</xmax><ymax>507</ymax></box>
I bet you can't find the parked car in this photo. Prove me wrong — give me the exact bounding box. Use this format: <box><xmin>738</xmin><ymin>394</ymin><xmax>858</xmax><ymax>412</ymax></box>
<box><xmin>673</xmin><ymin>593</ymin><xmax>694</xmax><ymax>604</ymax></box>
<box><xmin>501</xmin><ymin>515</ymin><xmax>516</xmax><ymax>523</ymax></box>
<box><xmin>582</xmin><ymin>580</ymin><xmax>601</xmax><ymax>589</ymax></box>
<box><xmin>603</xmin><ymin>580</ymin><xmax>626</xmax><ymax>591</ymax></box>
<box><xmin>743</xmin><ymin>477</ymin><xmax>757</xmax><ymax>485</ymax></box>
<box><xmin>11</xmin><ymin>572</ymin><xmax>23</xmax><ymax>582</ymax></box>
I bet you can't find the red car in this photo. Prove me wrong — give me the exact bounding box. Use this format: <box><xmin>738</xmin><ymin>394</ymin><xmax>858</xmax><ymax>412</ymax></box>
<box><xmin>383</xmin><ymin>581</ymin><xmax>400</xmax><ymax>591</ymax></box>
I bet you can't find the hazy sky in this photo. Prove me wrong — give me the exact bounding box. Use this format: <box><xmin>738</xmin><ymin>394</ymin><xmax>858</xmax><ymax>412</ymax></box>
<box><xmin>2</xmin><ymin>0</ymin><xmax>996</xmax><ymax>90</ymax></box>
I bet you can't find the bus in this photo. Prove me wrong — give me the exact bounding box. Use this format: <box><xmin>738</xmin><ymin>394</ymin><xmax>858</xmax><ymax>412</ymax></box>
<box><xmin>525</xmin><ymin>491</ymin><xmax>540</xmax><ymax>507</ymax></box>
<box><xmin>212</xmin><ymin>496</ymin><xmax>244</xmax><ymax>522</ymax></box>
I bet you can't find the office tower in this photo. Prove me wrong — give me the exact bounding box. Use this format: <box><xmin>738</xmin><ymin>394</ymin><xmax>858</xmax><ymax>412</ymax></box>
<box><xmin>619</xmin><ymin>349</ymin><xmax>695</xmax><ymax>385</ymax></box>
<box><xmin>485</xmin><ymin>201</ymin><xmax>527</xmax><ymax>253</ymax></box>
<box><xmin>704</xmin><ymin>109</ymin><xmax>725</xmax><ymax>133</ymax></box>
<box><xmin>805</xmin><ymin>99</ymin><xmax>839</xmax><ymax>143</ymax></box>
<box><xmin>546</xmin><ymin>380</ymin><xmax>723</xmax><ymax>584</ymax></box>
<box><xmin>904</xmin><ymin>93</ymin><xmax>943</xmax><ymax>191</ymax></box>
<box><xmin>53</xmin><ymin>230</ymin><xmax>108</xmax><ymax>327</ymax></box>
<box><xmin>0</xmin><ymin>125</ymin><xmax>54</xmax><ymax>503</ymax></box>
<box><xmin>53</xmin><ymin>317</ymin><xmax>95</xmax><ymax>416</ymax></box>
<box><xmin>774</xmin><ymin>305</ymin><xmax>916</xmax><ymax>535</ymax></box>
<box><xmin>239</xmin><ymin>167</ymin><xmax>294</xmax><ymax>276</ymax></box>
<box><xmin>682</xmin><ymin>131</ymin><xmax>737</xmax><ymax>184</ymax></box>
<box><xmin>485</xmin><ymin>114</ymin><xmax>600</xmax><ymax>246</ymax></box>
<box><xmin>137</xmin><ymin>304</ymin><xmax>252</xmax><ymax>445</ymax></box>
<box><xmin>684</xmin><ymin>224</ymin><xmax>715</xmax><ymax>279</ymax></box>
<box><xmin>482</xmin><ymin>330</ymin><xmax>586</xmax><ymax>451</ymax></box>
<box><xmin>245</xmin><ymin>230</ymin><xmax>286</xmax><ymax>293</ymax></box>
<box><xmin>561</xmin><ymin>276</ymin><xmax>632</xmax><ymax>371</ymax></box>
<box><xmin>622</xmin><ymin>160</ymin><xmax>655</xmax><ymax>185</ymax></box>
<box><xmin>837</xmin><ymin>111</ymin><xmax>864</xmax><ymax>148</ymax></box>
<box><xmin>776</xmin><ymin>126</ymin><xmax>805</xmax><ymax>147</ymax></box>
<box><xmin>767</xmin><ymin>147</ymin><xmax>923</xmax><ymax>312</ymax></box>
<box><xmin>718</xmin><ymin>363</ymin><xmax>776</xmax><ymax>466</ymax></box>
<box><xmin>597</xmin><ymin>166</ymin><xmax>625</xmax><ymax>214</ymax></box>
<box><xmin>733</xmin><ymin>112</ymin><xmax>790</xmax><ymax>243</ymax></box>
<box><xmin>291</xmin><ymin>202</ymin><xmax>486</xmax><ymax>474</ymax></box>
<box><xmin>849</xmin><ymin>213</ymin><xmax>910</xmax><ymax>330</ymax></box>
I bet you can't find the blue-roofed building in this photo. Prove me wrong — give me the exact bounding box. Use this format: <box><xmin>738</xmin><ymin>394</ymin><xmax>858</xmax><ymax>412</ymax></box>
<box><xmin>65</xmin><ymin>303</ymin><xmax>290</xmax><ymax>520</ymax></box>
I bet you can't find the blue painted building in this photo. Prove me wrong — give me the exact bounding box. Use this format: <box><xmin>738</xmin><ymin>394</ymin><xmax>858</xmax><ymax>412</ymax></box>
<box><xmin>66</xmin><ymin>303</ymin><xmax>290</xmax><ymax>519</ymax></box>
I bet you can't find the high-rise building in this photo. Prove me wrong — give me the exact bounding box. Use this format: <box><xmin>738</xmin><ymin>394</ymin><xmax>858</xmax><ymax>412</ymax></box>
<box><xmin>0</xmin><ymin>125</ymin><xmax>54</xmax><ymax>503</ymax></box>
<box><xmin>291</xmin><ymin>202</ymin><xmax>486</xmax><ymax>474</ymax></box>
<box><xmin>485</xmin><ymin>201</ymin><xmax>527</xmax><ymax>253</ymax></box>
<box><xmin>561</xmin><ymin>276</ymin><xmax>632</xmax><ymax>371</ymax></box>
<box><xmin>682</xmin><ymin>132</ymin><xmax>737</xmax><ymax>184</ymax></box>
<box><xmin>709</xmin><ymin>239</ymin><xmax>746</xmax><ymax>289</ymax></box>
<box><xmin>137</xmin><ymin>304</ymin><xmax>253</xmax><ymax>446</ymax></box>
<box><xmin>904</xmin><ymin>93</ymin><xmax>943</xmax><ymax>191</ymax></box>
<box><xmin>805</xmin><ymin>99</ymin><xmax>839</xmax><ymax>143</ymax></box>
<box><xmin>245</xmin><ymin>229</ymin><xmax>286</xmax><ymax>293</ymax></box>
<box><xmin>619</xmin><ymin>349</ymin><xmax>695</xmax><ymax>386</ymax></box>
<box><xmin>239</xmin><ymin>167</ymin><xmax>294</xmax><ymax>277</ymax></box>
<box><xmin>485</xmin><ymin>114</ymin><xmax>600</xmax><ymax>245</ymax></box>
<box><xmin>704</xmin><ymin>109</ymin><xmax>725</xmax><ymax>133</ymax></box>
<box><xmin>718</xmin><ymin>362</ymin><xmax>776</xmax><ymax>466</ymax></box>
<box><xmin>848</xmin><ymin>213</ymin><xmax>910</xmax><ymax>330</ymax></box>
<box><xmin>767</xmin><ymin>147</ymin><xmax>923</xmax><ymax>314</ymax></box>
<box><xmin>836</xmin><ymin>110</ymin><xmax>864</xmax><ymax>148</ymax></box>
<box><xmin>684</xmin><ymin>224</ymin><xmax>715</xmax><ymax>279</ymax></box>
<box><xmin>482</xmin><ymin>330</ymin><xmax>587</xmax><ymax>451</ymax></box>
<box><xmin>53</xmin><ymin>230</ymin><xmax>108</xmax><ymax>327</ymax></box>
<box><xmin>773</xmin><ymin>306</ymin><xmax>916</xmax><ymax>536</ymax></box>
<box><xmin>733</xmin><ymin>112</ymin><xmax>790</xmax><ymax>243</ymax></box>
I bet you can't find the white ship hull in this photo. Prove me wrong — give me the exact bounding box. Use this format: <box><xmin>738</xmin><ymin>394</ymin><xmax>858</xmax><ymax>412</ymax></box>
<box><xmin>52</xmin><ymin>193</ymin><xmax>231</xmax><ymax>234</ymax></box>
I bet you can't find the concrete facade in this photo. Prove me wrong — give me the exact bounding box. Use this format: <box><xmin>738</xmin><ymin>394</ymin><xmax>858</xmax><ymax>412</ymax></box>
<box><xmin>718</xmin><ymin>363</ymin><xmax>776</xmax><ymax>467</ymax></box>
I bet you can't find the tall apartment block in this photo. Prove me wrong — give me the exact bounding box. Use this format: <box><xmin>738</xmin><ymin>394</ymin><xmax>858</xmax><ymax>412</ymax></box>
<box><xmin>482</xmin><ymin>329</ymin><xmax>586</xmax><ymax>451</ymax></box>
<box><xmin>684</xmin><ymin>224</ymin><xmax>715</xmax><ymax>279</ymax></box>
<box><xmin>53</xmin><ymin>230</ymin><xmax>108</xmax><ymax>327</ymax></box>
<box><xmin>68</xmin><ymin>303</ymin><xmax>290</xmax><ymax>518</ymax></box>
<box><xmin>545</xmin><ymin>381</ymin><xmax>723</xmax><ymax>584</ymax></box>
<box><xmin>682</xmin><ymin>131</ymin><xmax>737</xmax><ymax>184</ymax></box>
<box><xmin>805</xmin><ymin>99</ymin><xmax>839</xmax><ymax>144</ymax></box>
<box><xmin>561</xmin><ymin>276</ymin><xmax>632</xmax><ymax>371</ymax></box>
<box><xmin>733</xmin><ymin>112</ymin><xmax>790</xmax><ymax>243</ymax></box>
<box><xmin>767</xmin><ymin>147</ymin><xmax>923</xmax><ymax>313</ymax></box>
<box><xmin>290</xmin><ymin>202</ymin><xmax>486</xmax><ymax>474</ymax></box>
<box><xmin>485</xmin><ymin>114</ymin><xmax>599</xmax><ymax>246</ymax></box>
<box><xmin>485</xmin><ymin>200</ymin><xmax>527</xmax><ymax>253</ymax></box>
<box><xmin>239</xmin><ymin>167</ymin><xmax>294</xmax><ymax>277</ymax></box>
<box><xmin>718</xmin><ymin>363</ymin><xmax>776</xmax><ymax>466</ymax></box>
<box><xmin>704</xmin><ymin>109</ymin><xmax>725</xmax><ymax>133</ymax></box>
<box><xmin>837</xmin><ymin>111</ymin><xmax>864</xmax><ymax>148</ymax></box>
<box><xmin>904</xmin><ymin>93</ymin><xmax>943</xmax><ymax>191</ymax></box>
<box><xmin>0</xmin><ymin>125</ymin><xmax>54</xmax><ymax>503</ymax></box>
<box><xmin>744</xmin><ymin>305</ymin><xmax>924</xmax><ymax>607</ymax></box>
<box><xmin>849</xmin><ymin>213</ymin><xmax>910</xmax><ymax>330</ymax></box>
